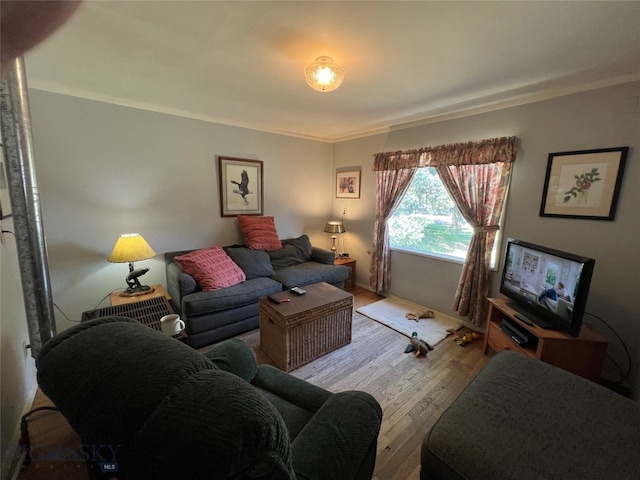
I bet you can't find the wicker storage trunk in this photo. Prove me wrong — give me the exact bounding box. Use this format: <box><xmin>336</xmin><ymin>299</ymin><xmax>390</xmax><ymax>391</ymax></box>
<box><xmin>259</xmin><ymin>282</ymin><xmax>353</xmax><ymax>372</ymax></box>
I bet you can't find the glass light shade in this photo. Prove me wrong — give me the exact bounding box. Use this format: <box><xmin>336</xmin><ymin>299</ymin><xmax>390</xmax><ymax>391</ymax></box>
<box><xmin>324</xmin><ymin>221</ymin><xmax>345</xmax><ymax>234</ymax></box>
<box><xmin>304</xmin><ymin>56</ymin><xmax>345</xmax><ymax>93</ymax></box>
<box><xmin>108</xmin><ymin>233</ymin><xmax>156</xmax><ymax>263</ymax></box>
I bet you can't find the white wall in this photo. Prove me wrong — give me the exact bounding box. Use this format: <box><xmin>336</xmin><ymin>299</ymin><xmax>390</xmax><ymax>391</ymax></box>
<box><xmin>334</xmin><ymin>82</ymin><xmax>640</xmax><ymax>394</ymax></box>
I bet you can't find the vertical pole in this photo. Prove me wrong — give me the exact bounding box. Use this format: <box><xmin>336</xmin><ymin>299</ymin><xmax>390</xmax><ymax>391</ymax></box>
<box><xmin>0</xmin><ymin>57</ymin><xmax>56</xmax><ymax>358</ymax></box>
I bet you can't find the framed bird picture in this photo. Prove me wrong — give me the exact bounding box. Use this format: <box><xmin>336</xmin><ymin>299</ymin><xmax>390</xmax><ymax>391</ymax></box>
<box><xmin>218</xmin><ymin>156</ymin><xmax>264</xmax><ymax>217</ymax></box>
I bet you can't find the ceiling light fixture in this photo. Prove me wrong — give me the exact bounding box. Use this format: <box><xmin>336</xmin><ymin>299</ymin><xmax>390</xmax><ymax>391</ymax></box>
<box><xmin>304</xmin><ymin>56</ymin><xmax>345</xmax><ymax>93</ymax></box>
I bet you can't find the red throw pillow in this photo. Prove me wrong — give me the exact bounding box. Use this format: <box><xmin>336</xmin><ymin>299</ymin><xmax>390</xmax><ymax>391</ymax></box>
<box><xmin>174</xmin><ymin>246</ymin><xmax>246</xmax><ymax>291</ymax></box>
<box><xmin>237</xmin><ymin>215</ymin><xmax>282</xmax><ymax>251</ymax></box>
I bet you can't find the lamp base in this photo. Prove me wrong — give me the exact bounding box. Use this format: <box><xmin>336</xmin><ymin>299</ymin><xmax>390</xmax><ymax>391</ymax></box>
<box><xmin>331</xmin><ymin>235</ymin><xmax>338</xmax><ymax>258</ymax></box>
<box><xmin>119</xmin><ymin>285</ymin><xmax>155</xmax><ymax>298</ymax></box>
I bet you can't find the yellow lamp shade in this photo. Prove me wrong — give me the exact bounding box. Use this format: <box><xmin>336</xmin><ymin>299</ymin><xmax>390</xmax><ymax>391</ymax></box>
<box><xmin>108</xmin><ymin>234</ymin><xmax>156</xmax><ymax>264</ymax></box>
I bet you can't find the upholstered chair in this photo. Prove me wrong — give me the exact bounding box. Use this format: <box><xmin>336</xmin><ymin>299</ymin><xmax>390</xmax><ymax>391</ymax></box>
<box><xmin>36</xmin><ymin>316</ymin><xmax>382</xmax><ymax>480</ymax></box>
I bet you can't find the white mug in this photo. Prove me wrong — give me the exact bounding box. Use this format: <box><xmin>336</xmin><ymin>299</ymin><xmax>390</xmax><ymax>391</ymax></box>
<box><xmin>160</xmin><ymin>314</ymin><xmax>185</xmax><ymax>336</ymax></box>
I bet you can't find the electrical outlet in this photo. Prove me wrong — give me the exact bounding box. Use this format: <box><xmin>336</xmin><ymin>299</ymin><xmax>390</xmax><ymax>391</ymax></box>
<box><xmin>342</xmin><ymin>208</ymin><xmax>346</xmax><ymax>215</ymax></box>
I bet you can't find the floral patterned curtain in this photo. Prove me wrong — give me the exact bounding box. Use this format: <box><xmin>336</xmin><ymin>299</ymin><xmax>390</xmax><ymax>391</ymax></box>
<box><xmin>371</xmin><ymin>136</ymin><xmax>517</xmax><ymax>321</ymax></box>
<box><xmin>369</xmin><ymin>167</ymin><xmax>415</xmax><ymax>292</ymax></box>
<box><xmin>437</xmin><ymin>161</ymin><xmax>513</xmax><ymax>324</ymax></box>
<box><xmin>372</xmin><ymin>136</ymin><xmax>517</xmax><ymax>170</ymax></box>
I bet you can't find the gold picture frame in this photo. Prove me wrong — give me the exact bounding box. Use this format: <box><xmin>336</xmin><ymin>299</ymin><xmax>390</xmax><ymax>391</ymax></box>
<box><xmin>540</xmin><ymin>147</ymin><xmax>628</xmax><ymax>221</ymax></box>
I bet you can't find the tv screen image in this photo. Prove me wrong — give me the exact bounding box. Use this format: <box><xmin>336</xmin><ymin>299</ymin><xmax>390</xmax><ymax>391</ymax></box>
<box><xmin>499</xmin><ymin>239</ymin><xmax>595</xmax><ymax>337</ymax></box>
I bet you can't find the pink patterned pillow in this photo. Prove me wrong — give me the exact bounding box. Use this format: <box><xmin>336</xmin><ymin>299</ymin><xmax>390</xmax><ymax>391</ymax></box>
<box><xmin>237</xmin><ymin>215</ymin><xmax>282</xmax><ymax>251</ymax></box>
<box><xmin>174</xmin><ymin>246</ymin><xmax>246</xmax><ymax>291</ymax></box>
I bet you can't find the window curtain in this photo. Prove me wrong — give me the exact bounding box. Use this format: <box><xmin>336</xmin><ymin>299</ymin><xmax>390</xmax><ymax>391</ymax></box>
<box><xmin>436</xmin><ymin>162</ymin><xmax>513</xmax><ymax>324</ymax></box>
<box><xmin>369</xmin><ymin>167</ymin><xmax>415</xmax><ymax>292</ymax></box>
<box><xmin>371</xmin><ymin>136</ymin><xmax>517</xmax><ymax>322</ymax></box>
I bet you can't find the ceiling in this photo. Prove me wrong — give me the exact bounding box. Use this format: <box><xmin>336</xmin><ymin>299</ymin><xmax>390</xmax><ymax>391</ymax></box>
<box><xmin>24</xmin><ymin>1</ymin><xmax>640</xmax><ymax>143</ymax></box>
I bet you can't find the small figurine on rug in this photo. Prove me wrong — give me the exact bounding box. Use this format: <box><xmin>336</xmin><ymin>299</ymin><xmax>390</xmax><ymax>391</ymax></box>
<box><xmin>450</xmin><ymin>331</ymin><xmax>482</xmax><ymax>347</ymax></box>
<box><xmin>404</xmin><ymin>332</ymin><xmax>434</xmax><ymax>356</ymax></box>
<box><xmin>405</xmin><ymin>310</ymin><xmax>435</xmax><ymax>322</ymax></box>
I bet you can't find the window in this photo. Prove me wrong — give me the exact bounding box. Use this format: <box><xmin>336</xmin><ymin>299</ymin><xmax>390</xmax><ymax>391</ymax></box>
<box><xmin>389</xmin><ymin>168</ymin><xmax>473</xmax><ymax>262</ymax></box>
<box><xmin>545</xmin><ymin>262</ymin><xmax>559</xmax><ymax>286</ymax></box>
<box><xmin>371</xmin><ymin>136</ymin><xmax>516</xmax><ymax>322</ymax></box>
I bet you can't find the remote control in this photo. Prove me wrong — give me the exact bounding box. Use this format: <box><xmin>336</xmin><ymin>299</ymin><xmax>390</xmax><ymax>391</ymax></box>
<box><xmin>290</xmin><ymin>287</ymin><xmax>306</xmax><ymax>296</ymax></box>
<box><xmin>514</xmin><ymin>313</ymin><xmax>534</xmax><ymax>326</ymax></box>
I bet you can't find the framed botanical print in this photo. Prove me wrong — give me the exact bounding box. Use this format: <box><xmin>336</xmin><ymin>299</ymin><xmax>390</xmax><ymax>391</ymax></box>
<box><xmin>218</xmin><ymin>156</ymin><xmax>263</xmax><ymax>217</ymax></box>
<box><xmin>539</xmin><ymin>147</ymin><xmax>628</xmax><ymax>221</ymax></box>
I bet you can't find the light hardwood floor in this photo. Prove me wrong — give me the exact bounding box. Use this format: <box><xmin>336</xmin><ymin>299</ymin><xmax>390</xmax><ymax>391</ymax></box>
<box><xmin>15</xmin><ymin>287</ymin><xmax>489</xmax><ymax>480</ymax></box>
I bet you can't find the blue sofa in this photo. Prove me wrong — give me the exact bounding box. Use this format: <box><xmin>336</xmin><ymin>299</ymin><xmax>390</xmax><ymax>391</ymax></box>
<box><xmin>165</xmin><ymin>235</ymin><xmax>349</xmax><ymax>348</ymax></box>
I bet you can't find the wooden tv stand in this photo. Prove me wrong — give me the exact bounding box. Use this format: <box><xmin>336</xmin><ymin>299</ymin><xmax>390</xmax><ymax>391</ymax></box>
<box><xmin>483</xmin><ymin>297</ymin><xmax>608</xmax><ymax>382</ymax></box>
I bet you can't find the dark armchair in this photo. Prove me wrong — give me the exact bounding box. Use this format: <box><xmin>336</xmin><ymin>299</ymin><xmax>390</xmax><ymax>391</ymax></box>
<box><xmin>36</xmin><ymin>317</ymin><xmax>382</xmax><ymax>480</ymax></box>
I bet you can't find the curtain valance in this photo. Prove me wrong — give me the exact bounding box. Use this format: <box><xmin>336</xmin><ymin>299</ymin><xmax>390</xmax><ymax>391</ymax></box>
<box><xmin>373</xmin><ymin>136</ymin><xmax>517</xmax><ymax>171</ymax></box>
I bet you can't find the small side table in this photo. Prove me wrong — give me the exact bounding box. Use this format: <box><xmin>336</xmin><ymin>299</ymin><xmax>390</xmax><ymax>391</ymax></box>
<box><xmin>334</xmin><ymin>257</ymin><xmax>356</xmax><ymax>289</ymax></box>
<box><xmin>110</xmin><ymin>284</ymin><xmax>172</xmax><ymax>306</ymax></box>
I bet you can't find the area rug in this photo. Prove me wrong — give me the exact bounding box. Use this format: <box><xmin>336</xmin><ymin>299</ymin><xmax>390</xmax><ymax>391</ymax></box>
<box><xmin>356</xmin><ymin>295</ymin><xmax>463</xmax><ymax>347</ymax></box>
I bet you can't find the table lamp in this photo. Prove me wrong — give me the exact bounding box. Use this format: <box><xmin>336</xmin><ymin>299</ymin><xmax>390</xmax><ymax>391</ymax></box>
<box><xmin>108</xmin><ymin>233</ymin><xmax>156</xmax><ymax>297</ymax></box>
<box><xmin>323</xmin><ymin>221</ymin><xmax>345</xmax><ymax>258</ymax></box>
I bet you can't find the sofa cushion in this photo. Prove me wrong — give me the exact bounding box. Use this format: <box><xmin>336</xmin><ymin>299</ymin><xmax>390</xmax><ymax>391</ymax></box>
<box><xmin>238</xmin><ymin>215</ymin><xmax>282</xmax><ymax>251</ymax></box>
<box><xmin>174</xmin><ymin>246</ymin><xmax>246</xmax><ymax>291</ymax></box>
<box><xmin>181</xmin><ymin>277</ymin><xmax>282</xmax><ymax>317</ymax></box>
<box><xmin>269</xmin><ymin>235</ymin><xmax>313</xmax><ymax>269</ymax></box>
<box><xmin>186</xmin><ymin>303</ymin><xmax>259</xmax><ymax>335</ymax></box>
<box><xmin>226</xmin><ymin>247</ymin><xmax>276</xmax><ymax>279</ymax></box>
<box><xmin>271</xmin><ymin>262</ymin><xmax>349</xmax><ymax>289</ymax></box>
<box><xmin>186</xmin><ymin>316</ymin><xmax>261</xmax><ymax>349</ymax></box>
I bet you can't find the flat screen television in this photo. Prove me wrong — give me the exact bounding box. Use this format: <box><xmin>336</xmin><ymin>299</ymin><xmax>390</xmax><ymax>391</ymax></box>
<box><xmin>499</xmin><ymin>238</ymin><xmax>595</xmax><ymax>337</ymax></box>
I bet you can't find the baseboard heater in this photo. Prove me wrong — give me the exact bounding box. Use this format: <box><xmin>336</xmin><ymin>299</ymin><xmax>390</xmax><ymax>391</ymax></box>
<box><xmin>81</xmin><ymin>296</ymin><xmax>173</xmax><ymax>332</ymax></box>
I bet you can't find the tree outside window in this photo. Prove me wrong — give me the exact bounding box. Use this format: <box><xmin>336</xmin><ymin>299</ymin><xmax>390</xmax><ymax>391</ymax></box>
<box><xmin>389</xmin><ymin>168</ymin><xmax>473</xmax><ymax>261</ymax></box>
